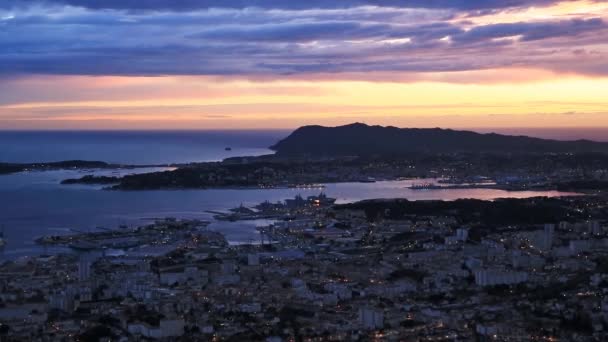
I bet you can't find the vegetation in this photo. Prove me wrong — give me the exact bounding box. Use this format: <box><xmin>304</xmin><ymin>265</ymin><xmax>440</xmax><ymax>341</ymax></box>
<box><xmin>336</xmin><ymin>197</ymin><xmax>583</xmax><ymax>225</ymax></box>
<box><xmin>61</xmin><ymin>175</ymin><xmax>121</xmax><ymax>185</ymax></box>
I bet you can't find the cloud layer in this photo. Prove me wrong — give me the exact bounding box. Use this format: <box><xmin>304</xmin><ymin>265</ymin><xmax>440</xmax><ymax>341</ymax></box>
<box><xmin>0</xmin><ymin>1</ymin><xmax>607</xmax><ymax>79</ymax></box>
<box><xmin>0</xmin><ymin>0</ymin><xmax>584</xmax><ymax>11</ymax></box>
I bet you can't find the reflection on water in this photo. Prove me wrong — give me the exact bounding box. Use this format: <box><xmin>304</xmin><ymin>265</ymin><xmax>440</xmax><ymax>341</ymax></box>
<box><xmin>323</xmin><ymin>180</ymin><xmax>579</xmax><ymax>204</ymax></box>
<box><xmin>0</xmin><ymin>170</ymin><xmax>580</xmax><ymax>259</ymax></box>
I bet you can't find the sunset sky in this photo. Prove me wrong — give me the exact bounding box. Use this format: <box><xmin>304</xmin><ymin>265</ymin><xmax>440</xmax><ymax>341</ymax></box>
<box><xmin>1</xmin><ymin>0</ymin><xmax>607</xmax><ymax>130</ymax></box>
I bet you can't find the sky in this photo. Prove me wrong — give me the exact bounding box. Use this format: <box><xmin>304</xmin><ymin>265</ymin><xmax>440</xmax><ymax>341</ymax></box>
<box><xmin>0</xmin><ymin>0</ymin><xmax>607</xmax><ymax>130</ymax></box>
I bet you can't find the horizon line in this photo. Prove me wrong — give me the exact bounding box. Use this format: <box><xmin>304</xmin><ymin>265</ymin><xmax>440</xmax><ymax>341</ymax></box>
<box><xmin>1</xmin><ymin>125</ymin><xmax>608</xmax><ymax>132</ymax></box>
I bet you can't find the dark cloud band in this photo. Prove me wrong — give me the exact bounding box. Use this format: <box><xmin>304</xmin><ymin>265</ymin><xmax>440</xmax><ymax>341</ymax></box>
<box><xmin>1</xmin><ymin>1</ymin><xmax>607</xmax><ymax>78</ymax></box>
<box><xmin>1</xmin><ymin>0</ymin><xmax>580</xmax><ymax>11</ymax></box>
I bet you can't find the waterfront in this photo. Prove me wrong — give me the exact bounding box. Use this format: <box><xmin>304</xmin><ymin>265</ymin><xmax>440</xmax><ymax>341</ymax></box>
<box><xmin>0</xmin><ymin>167</ymin><xmax>579</xmax><ymax>259</ymax></box>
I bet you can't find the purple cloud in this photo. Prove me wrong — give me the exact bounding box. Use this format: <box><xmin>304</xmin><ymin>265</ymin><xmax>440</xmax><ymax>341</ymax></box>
<box><xmin>0</xmin><ymin>1</ymin><xmax>607</xmax><ymax>78</ymax></box>
<box><xmin>0</xmin><ymin>0</ymin><xmax>587</xmax><ymax>11</ymax></box>
<box><xmin>454</xmin><ymin>18</ymin><xmax>606</xmax><ymax>43</ymax></box>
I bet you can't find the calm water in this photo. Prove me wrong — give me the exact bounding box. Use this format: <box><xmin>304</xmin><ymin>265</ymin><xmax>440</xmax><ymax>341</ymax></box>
<box><xmin>0</xmin><ymin>130</ymin><xmax>581</xmax><ymax>259</ymax></box>
<box><xmin>0</xmin><ymin>170</ymin><xmax>579</xmax><ymax>259</ymax></box>
<box><xmin>0</xmin><ymin>130</ymin><xmax>287</xmax><ymax>164</ymax></box>
<box><xmin>4</xmin><ymin>128</ymin><xmax>606</xmax><ymax>165</ymax></box>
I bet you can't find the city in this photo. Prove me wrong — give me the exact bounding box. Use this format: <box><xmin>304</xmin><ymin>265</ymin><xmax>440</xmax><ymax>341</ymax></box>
<box><xmin>2</xmin><ymin>192</ymin><xmax>608</xmax><ymax>340</ymax></box>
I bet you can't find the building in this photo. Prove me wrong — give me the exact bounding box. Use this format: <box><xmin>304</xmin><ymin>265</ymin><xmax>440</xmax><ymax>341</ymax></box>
<box><xmin>588</xmin><ymin>220</ymin><xmax>601</xmax><ymax>235</ymax></box>
<box><xmin>456</xmin><ymin>228</ymin><xmax>469</xmax><ymax>241</ymax></box>
<box><xmin>359</xmin><ymin>307</ymin><xmax>384</xmax><ymax>330</ymax></box>
<box><xmin>543</xmin><ymin>223</ymin><xmax>555</xmax><ymax>250</ymax></box>
<box><xmin>78</xmin><ymin>257</ymin><xmax>92</xmax><ymax>282</ymax></box>
<box><xmin>474</xmin><ymin>269</ymin><xmax>528</xmax><ymax>286</ymax></box>
<box><xmin>570</xmin><ymin>240</ymin><xmax>592</xmax><ymax>254</ymax></box>
<box><xmin>247</xmin><ymin>253</ymin><xmax>260</xmax><ymax>266</ymax></box>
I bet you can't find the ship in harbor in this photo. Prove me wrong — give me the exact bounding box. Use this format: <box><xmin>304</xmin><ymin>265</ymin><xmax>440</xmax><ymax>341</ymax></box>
<box><xmin>288</xmin><ymin>183</ymin><xmax>325</xmax><ymax>189</ymax></box>
<box><xmin>212</xmin><ymin>193</ymin><xmax>337</xmax><ymax>221</ymax></box>
<box><xmin>408</xmin><ymin>182</ymin><xmax>444</xmax><ymax>190</ymax></box>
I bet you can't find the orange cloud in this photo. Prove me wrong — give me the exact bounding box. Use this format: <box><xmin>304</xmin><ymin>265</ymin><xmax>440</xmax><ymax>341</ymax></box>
<box><xmin>1</xmin><ymin>69</ymin><xmax>608</xmax><ymax>130</ymax></box>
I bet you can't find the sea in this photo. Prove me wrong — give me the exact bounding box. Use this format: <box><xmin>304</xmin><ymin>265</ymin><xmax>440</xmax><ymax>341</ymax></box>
<box><xmin>0</xmin><ymin>130</ymin><xmax>288</xmax><ymax>164</ymax></box>
<box><xmin>0</xmin><ymin>130</ymin><xmax>584</xmax><ymax>259</ymax></box>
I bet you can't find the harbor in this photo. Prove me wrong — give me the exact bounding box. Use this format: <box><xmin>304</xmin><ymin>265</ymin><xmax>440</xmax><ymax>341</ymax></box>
<box><xmin>35</xmin><ymin>218</ymin><xmax>214</xmax><ymax>252</ymax></box>
<box><xmin>210</xmin><ymin>193</ymin><xmax>336</xmax><ymax>221</ymax></box>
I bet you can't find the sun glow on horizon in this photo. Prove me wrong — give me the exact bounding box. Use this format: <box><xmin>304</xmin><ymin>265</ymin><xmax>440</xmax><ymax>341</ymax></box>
<box><xmin>1</xmin><ymin>0</ymin><xmax>608</xmax><ymax>130</ymax></box>
<box><xmin>1</xmin><ymin>70</ymin><xmax>608</xmax><ymax>130</ymax></box>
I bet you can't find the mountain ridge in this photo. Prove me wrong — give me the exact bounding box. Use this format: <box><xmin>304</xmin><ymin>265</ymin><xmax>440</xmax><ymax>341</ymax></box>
<box><xmin>270</xmin><ymin>123</ymin><xmax>608</xmax><ymax>156</ymax></box>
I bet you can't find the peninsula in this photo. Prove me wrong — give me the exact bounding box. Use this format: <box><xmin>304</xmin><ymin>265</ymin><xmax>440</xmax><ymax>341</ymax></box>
<box><xmin>0</xmin><ymin>160</ymin><xmax>112</xmax><ymax>175</ymax></box>
<box><xmin>271</xmin><ymin>123</ymin><xmax>608</xmax><ymax>156</ymax></box>
<box><xmin>58</xmin><ymin>124</ymin><xmax>608</xmax><ymax>194</ymax></box>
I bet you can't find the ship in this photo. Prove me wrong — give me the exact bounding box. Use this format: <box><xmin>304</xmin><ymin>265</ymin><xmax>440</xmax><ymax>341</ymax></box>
<box><xmin>288</xmin><ymin>183</ymin><xmax>325</xmax><ymax>189</ymax></box>
<box><xmin>408</xmin><ymin>183</ymin><xmax>443</xmax><ymax>190</ymax></box>
<box><xmin>307</xmin><ymin>193</ymin><xmax>336</xmax><ymax>206</ymax></box>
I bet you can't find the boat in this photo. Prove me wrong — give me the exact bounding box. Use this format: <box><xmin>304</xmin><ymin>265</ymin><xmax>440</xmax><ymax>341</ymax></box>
<box><xmin>225</xmin><ymin>147</ymin><xmax>232</xmax><ymax>151</ymax></box>
<box><xmin>288</xmin><ymin>183</ymin><xmax>325</xmax><ymax>189</ymax></box>
<box><xmin>408</xmin><ymin>183</ymin><xmax>443</xmax><ymax>190</ymax></box>
<box><xmin>308</xmin><ymin>193</ymin><xmax>336</xmax><ymax>206</ymax></box>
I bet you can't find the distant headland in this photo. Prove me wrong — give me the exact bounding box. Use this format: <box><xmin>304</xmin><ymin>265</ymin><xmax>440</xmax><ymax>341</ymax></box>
<box><xmin>4</xmin><ymin>124</ymin><xmax>608</xmax><ymax>192</ymax></box>
<box><xmin>49</xmin><ymin>123</ymin><xmax>608</xmax><ymax>192</ymax></box>
<box><xmin>270</xmin><ymin>123</ymin><xmax>608</xmax><ymax>156</ymax></box>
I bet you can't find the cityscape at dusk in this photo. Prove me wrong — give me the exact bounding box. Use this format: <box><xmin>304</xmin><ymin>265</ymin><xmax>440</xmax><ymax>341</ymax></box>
<box><xmin>3</xmin><ymin>1</ymin><xmax>608</xmax><ymax>341</ymax></box>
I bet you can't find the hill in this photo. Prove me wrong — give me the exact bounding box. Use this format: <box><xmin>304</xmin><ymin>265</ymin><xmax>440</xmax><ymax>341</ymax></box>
<box><xmin>270</xmin><ymin>123</ymin><xmax>608</xmax><ymax>156</ymax></box>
